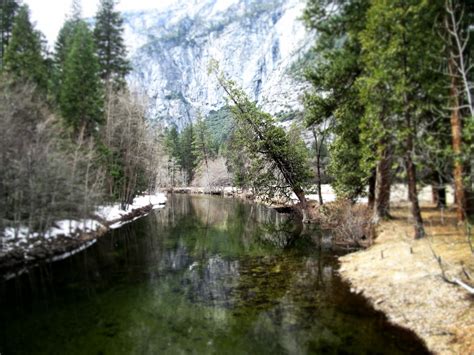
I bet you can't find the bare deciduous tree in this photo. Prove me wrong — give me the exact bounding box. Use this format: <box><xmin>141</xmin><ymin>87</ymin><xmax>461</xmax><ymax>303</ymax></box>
<box><xmin>102</xmin><ymin>90</ymin><xmax>166</xmax><ymax>207</ymax></box>
<box><xmin>0</xmin><ymin>79</ymin><xmax>103</xmax><ymax>236</ymax></box>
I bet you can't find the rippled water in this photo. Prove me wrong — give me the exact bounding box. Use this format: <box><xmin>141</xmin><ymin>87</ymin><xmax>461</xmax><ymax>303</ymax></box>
<box><xmin>0</xmin><ymin>195</ymin><xmax>428</xmax><ymax>354</ymax></box>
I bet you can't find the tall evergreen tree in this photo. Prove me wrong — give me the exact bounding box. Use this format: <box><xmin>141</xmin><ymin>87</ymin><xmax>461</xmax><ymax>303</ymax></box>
<box><xmin>3</xmin><ymin>5</ymin><xmax>48</xmax><ymax>91</ymax></box>
<box><xmin>179</xmin><ymin>123</ymin><xmax>198</xmax><ymax>185</ymax></box>
<box><xmin>52</xmin><ymin>20</ymin><xmax>77</xmax><ymax>101</ymax></box>
<box><xmin>211</xmin><ymin>63</ymin><xmax>314</xmax><ymax>220</ymax></box>
<box><xmin>52</xmin><ymin>1</ymin><xmax>84</xmax><ymax>102</ymax></box>
<box><xmin>0</xmin><ymin>0</ymin><xmax>19</xmax><ymax>69</ymax></box>
<box><xmin>193</xmin><ymin>113</ymin><xmax>214</xmax><ymax>187</ymax></box>
<box><xmin>59</xmin><ymin>21</ymin><xmax>103</xmax><ymax>136</ymax></box>
<box><xmin>303</xmin><ymin>0</ymin><xmax>372</xmax><ymax>204</ymax></box>
<box><xmin>442</xmin><ymin>0</ymin><xmax>474</xmax><ymax>221</ymax></box>
<box><xmin>93</xmin><ymin>0</ymin><xmax>130</xmax><ymax>91</ymax></box>
<box><xmin>359</xmin><ymin>0</ymin><xmax>445</xmax><ymax>238</ymax></box>
<box><xmin>164</xmin><ymin>125</ymin><xmax>181</xmax><ymax>186</ymax></box>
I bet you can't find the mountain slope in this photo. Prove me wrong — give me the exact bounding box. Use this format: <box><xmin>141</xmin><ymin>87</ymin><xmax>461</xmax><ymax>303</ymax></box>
<box><xmin>123</xmin><ymin>0</ymin><xmax>312</xmax><ymax>127</ymax></box>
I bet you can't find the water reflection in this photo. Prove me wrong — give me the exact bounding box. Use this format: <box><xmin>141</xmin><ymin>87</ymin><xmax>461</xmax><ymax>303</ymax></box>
<box><xmin>0</xmin><ymin>195</ymin><xmax>428</xmax><ymax>355</ymax></box>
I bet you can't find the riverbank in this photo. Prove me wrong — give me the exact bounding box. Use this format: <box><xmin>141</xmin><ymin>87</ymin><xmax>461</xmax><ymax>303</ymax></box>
<box><xmin>339</xmin><ymin>205</ymin><xmax>474</xmax><ymax>354</ymax></box>
<box><xmin>0</xmin><ymin>193</ymin><xmax>167</xmax><ymax>278</ymax></box>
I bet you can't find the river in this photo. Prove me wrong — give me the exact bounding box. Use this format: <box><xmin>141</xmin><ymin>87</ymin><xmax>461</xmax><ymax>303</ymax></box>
<box><xmin>0</xmin><ymin>194</ymin><xmax>428</xmax><ymax>354</ymax></box>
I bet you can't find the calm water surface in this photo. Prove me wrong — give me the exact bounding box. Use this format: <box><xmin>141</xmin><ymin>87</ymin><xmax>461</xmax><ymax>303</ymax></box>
<box><xmin>0</xmin><ymin>195</ymin><xmax>428</xmax><ymax>354</ymax></box>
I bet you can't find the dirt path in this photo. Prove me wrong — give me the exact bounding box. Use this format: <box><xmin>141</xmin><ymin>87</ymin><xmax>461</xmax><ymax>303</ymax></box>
<box><xmin>339</xmin><ymin>206</ymin><xmax>474</xmax><ymax>354</ymax></box>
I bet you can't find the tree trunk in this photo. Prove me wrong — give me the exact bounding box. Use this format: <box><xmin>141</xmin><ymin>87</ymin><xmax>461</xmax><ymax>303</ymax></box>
<box><xmin>294</xmin><ymin>187</ymin><xmax>311</xmax><ymax>223</ymax></box>
<box><xmin>449</xmin><ymin>57</ymin><xmax>466</xmax><ymax>222</ymax></box>
<box><xmin>439</xmin><ymin>187</ymin><xmax>447</xmax><ymax>209</ymax></box>
<box><xmin>312</xmin><ymin>128</ymin><xmax>324</xmax><ymax>205</ymax></box>
<box><xmin>444</xmin><ymin>0</ymin><xmax>468</xmax><ymax>222</ymax></box>
<box><xmin>372</xmin><ymin>146</ymin><xmax>392</xmax><ymax>223</ymax></box>
<box><xmin>316</xmin><ymin>150</ymin><xmax>323</xmax><ymax>206</ymax></box>
<box><xmin>405</xmin><ymin>147</ymin><xmax>425</xmax><ymax>239</ymax></box>
<box><xmin>432</xmin><ymin>183</ymin><xmax>448</xmax><ymax>209</ymax></box>
<box><xmin>368</xmin><ymin>169</ymin><xmax>376</xmax><ymax>209</ymax></box>
<box><xmin>465</xmin><ymin>162</ymin><xmax>474</xmax><ymax>216</ymax></box>
<box><xmin>432</xmin><ymin>172</ymin><xmax>446</xmax><ymax>209</ymax></box>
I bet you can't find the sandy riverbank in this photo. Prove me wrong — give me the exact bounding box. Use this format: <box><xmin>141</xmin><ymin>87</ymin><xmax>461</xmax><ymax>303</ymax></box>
<box><xmin>339</xmin><ymin>205</ymin><xmax>474</xmax><ymax>354</ymax></box>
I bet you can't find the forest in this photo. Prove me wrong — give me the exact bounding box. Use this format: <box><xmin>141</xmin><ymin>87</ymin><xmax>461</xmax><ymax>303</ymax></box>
<box><xmin>0</xmin><ymin>0</ymin><xmax>473</xmax><ymax>353</ymax></box>
<box><xmin>0</xmin><ymin>0</ymin><xmax>165</xmax><ymax>234</ymax></box>
<box><xmin>164</xmin><ymin>0</ymin><xmax>474</xmax><ymax>239</ymax></box>
<box><xmin>1</xmin><ymin>0</ymin><xmax>473</xmax><ymax>237</ymax></box>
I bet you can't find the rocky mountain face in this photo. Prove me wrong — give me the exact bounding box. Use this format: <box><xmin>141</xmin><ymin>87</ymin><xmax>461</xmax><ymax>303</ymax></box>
<box><xmin>123</xmin><ymin>0</ymin><xmax>313</xmax><ymax>128</ymax></box>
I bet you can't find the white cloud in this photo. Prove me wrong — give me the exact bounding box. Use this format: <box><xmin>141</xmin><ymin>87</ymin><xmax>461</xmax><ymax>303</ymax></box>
<box><xmin>24</xmin><ymin>0</ymin><xmax>178</xmax><ymax>47</ymax></box>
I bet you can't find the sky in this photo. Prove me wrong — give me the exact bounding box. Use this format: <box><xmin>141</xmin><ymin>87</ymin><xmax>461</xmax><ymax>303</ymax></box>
<box><xmin>24</xmin><ymin>0</ymin><xmax>177</xmax><ymax>46</ymax></box>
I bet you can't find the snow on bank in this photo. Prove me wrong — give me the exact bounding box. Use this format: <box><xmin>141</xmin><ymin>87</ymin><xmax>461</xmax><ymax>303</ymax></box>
<box><xmin>95</xmin><ymin>193</ymin><xmax>167</xmax><ymax>222</ymax></box>
<box><xmin>1</xmin><ymin>192</ymin><xmax>167</xmax><ymax>253</ymax></box>
<box><xmin>293</xmin><ymin>184</ymin><xmax>451</xmax><ymax>205</ymax></box>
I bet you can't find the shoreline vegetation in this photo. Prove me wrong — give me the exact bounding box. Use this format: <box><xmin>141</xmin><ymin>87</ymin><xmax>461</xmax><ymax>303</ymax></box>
<box><xmin>1</xmin><ymin>0</ymin><xmax>473</xmax><ymax>353</ymax></box>
<box><xmin>0</xmin><ymin>193</ymin><xmax>167</xmax><ymax>279</ymax></box>
<box><xmin>169</xmin><ymin>186</ymin><xmax>474</xmax><ymax>354</ymax></box>
<box><xmin>1</xmin><ymin>185</ymin><xmax>473</xmax><ymax>353</ymax></box>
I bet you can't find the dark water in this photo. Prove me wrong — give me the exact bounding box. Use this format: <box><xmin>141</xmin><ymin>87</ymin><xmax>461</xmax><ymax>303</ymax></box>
<box><xmin>0</xmin><ymin>195</ymin><xmax>428</xmax><ymax>354</ymax></box>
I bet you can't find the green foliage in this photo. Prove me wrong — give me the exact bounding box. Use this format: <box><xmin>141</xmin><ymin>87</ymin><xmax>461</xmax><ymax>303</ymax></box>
<box><xmin>204</xmin><ymin>106</ymin><xmax>234</xmax><ymax>149</ymax></box>
<box><xmin>193</xmin><ymin>113</ymin><xmax>214</xmax><ymax>165</ymax></box>
<box><xmin>211</xmin><ymin>64</ymin><xmax>313</xmax><ymax>201</ymax></box>
<box><xmin>179</xmin><ymin>123</ymin><xmax>198</xmax><ymax>184</ymax></box>
<box><xmin>93</xmin><ymin>0</ymin><xmax>130</xmax><ymax>91</ymax></box>
<box><xmin>59</xmin><ymin>21</ymin><xmax>103</xmax><ymax>136</ymax></box>
<box><xmin>164</xmin><ymin>125</ymin><xmax>180</xmax><ymax>159</ymax></box>
<box><xmin>358</xmin><ymin>0</ymin><xmax>445</xmax><ymax>165</ymax></box>
<box><xmin>303</xmin><ymin>0</ymin><xmax>370</xmax><ymax>201</ymax></box>
<box><xmin>51</xmin><ymin>19</ymin><xmax>79</xmax><ymax>102</ymax></box>
<box><xmin>224</xmin><ymin>131</ymin><xmax>251</xmax><ymax>188</ymax></box>
<box><xmin>0</xmin><ymin>0</ymin><xmax>19</xmax><ymax>68</ymax></box>
<box><xmin>164</xmin><ymin>123</ymin><xmax>199</xmax><ymax>185</ymax></box>
<box><xmin>3</xmin><ymin>5</ymin><xmax>48</xmax><ymax>91</ymax></box>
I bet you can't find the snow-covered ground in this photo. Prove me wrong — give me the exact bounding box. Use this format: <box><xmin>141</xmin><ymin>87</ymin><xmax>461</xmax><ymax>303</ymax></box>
<box><xmin>1</xmin><ymin>192</ymin><xmax>167</xmax><ymax>253</ymax></box>
<box><xmin>302</xmin><ymin>184</ymin><xmax>454</xmax><ymax>205</ymax></box>
<box><xmin>96</xmin><ymin>193</ymin><xmax>167</xmax><ymax>222</ymax></box>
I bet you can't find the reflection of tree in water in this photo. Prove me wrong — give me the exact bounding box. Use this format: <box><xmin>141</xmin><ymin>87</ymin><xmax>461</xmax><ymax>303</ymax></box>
<box><xmin>258</xmin><ymin>217</ymin><xmax>303</xmax><ymax>248</ymax></box>
<box><xmin>0</xmin><ymin>195</ymin><xmax>430</xmax><ymax>355</ymax></box>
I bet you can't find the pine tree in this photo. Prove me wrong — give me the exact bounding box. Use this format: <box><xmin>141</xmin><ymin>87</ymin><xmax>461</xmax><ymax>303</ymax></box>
<box><xmin>93</xmin><ymin>0</ymin><xmax>130</xmax><ymax>91</ymax></box>
<box><xmin>0</xmin><ymin>0</ymin><xmax>19</xmax><ymax>69</ymax></box>
<box><xmin>51</xmin><ymin>1</ymin><xmax>84</xmax><ymax>102</ymax></box>
<box><xmin>59</xmin><ymin>21</ymin><xmax>103</xmax><ymax>136</ymax></box>
<box><xmin>164</xmin><ymin>125</ymin><xmax>180</xmax><ymax>186</ymax></box>
<box><xmin>179</xmin><ymin>123</ymin><xmax>198</xmax><ymax>185</ymax></box>
<box><xmin>442</xmin><ymin>0</ymin><xmax>474</xmax><ymax>220</ymax></box>
<box><xmin>52</xmin><ymin>20</ymin><xmax>77</xmax><ymax>102</ymax></box>
<box><xmin>211</xmin><ymin>62</ymin><xmax>314</xmax><ymax>220</ymax></box>
<box><xmin>193</xmin><ymin>113</ymin><xmax>214</xmax><ymax>188</ymax></box>
<box><xmin>359</xmin><ymin>0</ymin><xmax>445</xmax><ymax>239</ymax></box>
<box><xmin>303</xmin><ymin>0</ymin><xmax>371</xmax><ymax>203</ymax></box>
<box><xmin>3</xmin><ymin>5</ymin><xmax>48</xmax><ymax>91</ymax></box>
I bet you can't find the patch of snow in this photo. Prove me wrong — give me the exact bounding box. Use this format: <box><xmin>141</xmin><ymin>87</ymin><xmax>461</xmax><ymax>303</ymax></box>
<box><xmin>130</xmin><ymin>193</ymin><xmax>167</xmax><ymax>209</ymax></box>
<box><xmin>3</xmin><ymin>226</ymin><xmax>31</xmax><ymax>241</ymax></box>
<box><xmin>45</xmin><ymin>219</ymin><xmax>103</xmax><ymax>239</ymax></box>
<box><xmin>95</xmin><ymin>192</ymin><xmax>167</xmax><ymax>221</ymax></box>
<box><xmin>95</xmin><ymin>204</ymin><xmax>125</xmax><ymax>221</ymax></box>
<box><xmin>1</xmin><ymin>193</ymin><xmax>167</xmax><ymax>253</ymax></box>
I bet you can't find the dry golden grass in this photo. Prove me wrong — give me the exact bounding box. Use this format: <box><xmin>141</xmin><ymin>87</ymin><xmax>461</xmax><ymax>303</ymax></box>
<box><xmin>339</xmin><ymin>203</ymin><xmax>474</xmax><ymax>355</ymax></box>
